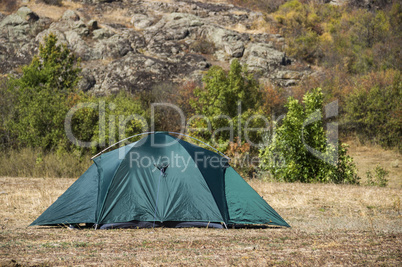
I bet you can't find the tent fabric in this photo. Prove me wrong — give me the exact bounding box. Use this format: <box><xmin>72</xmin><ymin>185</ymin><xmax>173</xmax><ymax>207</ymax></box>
<box><xmin>225</xmin><ymin>167</ymin><xmax>290</xmax><ymax>227</ymax></box>
<box><xmin>30</xmin><ymin>164</ymin><xmax>98</xmax><ymax>226</ymax></box>
<box><xmin>99</xmin><ymin>221</ymin><xmax>224</xmax><ymax>229</ymax></box>
<box><xmin>31</xmin><ymin>132</ymin><xmax>290</xmax><ymax>228</ymax></box>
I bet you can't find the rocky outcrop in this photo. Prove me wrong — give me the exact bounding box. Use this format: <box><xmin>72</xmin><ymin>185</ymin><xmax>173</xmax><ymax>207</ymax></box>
<box><xmin>0</xmin><ymin>1</ymin><xmax>311</xmax><ymax>94</ymax></box>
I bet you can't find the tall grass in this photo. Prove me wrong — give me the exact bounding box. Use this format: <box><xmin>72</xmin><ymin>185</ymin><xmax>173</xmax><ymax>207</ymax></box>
<box><xmin>0</xmin><ymin>148</ymin><xmax>92</xmax><ymax>178</ymax></box>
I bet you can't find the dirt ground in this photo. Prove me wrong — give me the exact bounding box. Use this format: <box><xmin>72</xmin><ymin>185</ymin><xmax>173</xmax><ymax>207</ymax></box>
<box><xmin>0</xmin><ymin>180</ymin><xmax>400</xmax><ymax>266</ymax></box>
<box><xmin>0</xmin><ymin>143</ymin><xmax>401</xmax><ymax>266</ymax></box>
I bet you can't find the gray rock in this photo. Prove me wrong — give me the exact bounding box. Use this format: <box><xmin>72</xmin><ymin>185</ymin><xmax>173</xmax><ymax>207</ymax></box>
<box><xmin>36</xmin><ymin>29</ymin><xmax>67</xmax><ymax>46</ymax></box>
<box><xmin>16</xmin><ymin>7</ymin><xmax>39</xmax><ymax>22</ymax></box>
<box><xmin>205</xmin><ymin>26</ymin><xmax>247</xmax><ymax>58</ymax></box>
<box><xmin>0</xmin><ymin>14</ymin><xmax>27</xmax><ymax>27</ymax></box>
<box><xmin>78</xmin><ymin>69</ymin><xmax>96</xmax><ymax>92</ymax></box>
<box><xmin>87</xmin><ymin>20</ymin><xmax>98</xmax><ymax>31</ymax></box>
<box><xmin>62</xmin><ymin>10</ymin><xmax>80</xmax><ymax>21</ymax></box>
<box><xmin>131</xmin><ymin>14</ymin><xmax>154</xmax><ymax>29</ymax></box>
<box><xmin>149</xmin><ymin>12</ymin><xmax>204</xmax><ymax>32</ymax></box>
<box><xmin>0</xmin><ymin>0</ymin><xmax>311</xmax><ymax>94</ymax></box>
<box><xmin>391</xmin><ymin>160</ymin><xmax>399</xmax><ymax>168</ymax></box>
<box><xmin>65</xmin><ymin>30</ymin><xmax>89</xmax><ymax>59</ymax></box>
<box><xmin>92</xmin><ymin>28</ymin><xmax>112</xmax><ymax>40</ymax></box>
<box><xmin>284</xmin><ymin>80</ymin><xmax>297</xmax><ymax>87</ymax></box>
<box><xmin>91</xmin><ymin>34</ymin><xmax>133</xmax><ymax>60</ymax></box>
<box><xmin>73</xmin><ymin>20</ymin><xmax>89</xmax><ymax>36</ymax></box>
<box><xmin>242</xmin><ymin>43</ymin><xmax>283</xmax><ymax>72</ymax></box>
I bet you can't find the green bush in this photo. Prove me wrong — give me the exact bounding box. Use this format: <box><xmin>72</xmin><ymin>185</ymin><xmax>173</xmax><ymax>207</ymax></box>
<box><xmin>274</xmin><ymin>0</ymin><xmax>401</xmax><ymax>74</ymax></box>
<box><xmin>366</xmin><ymin>165</ymin><xmax>389</xmax><ymax>187</ymax></box>
<box><xmin>190</xmin><ymin>59</ymin><xmax>264</xmax><ymax>150</ymax></box>
<box><xmin>345</xmin><ymin>70</ymin><xmax>401</xmax><ymax>151</ymax></box>
<box><xmin>0</xmin><ymin>77</ymin><xmax>17</xmax><ymax>149</ymax></box>
<box><xmin>7</xmin><ymin>33</ymin><xmax>81</xmax><ymax>150</ymax></box>
<box><xmin>259</xmin><ymin>88</ymin><xmax>359</xmax><ymax>184</ymax></box>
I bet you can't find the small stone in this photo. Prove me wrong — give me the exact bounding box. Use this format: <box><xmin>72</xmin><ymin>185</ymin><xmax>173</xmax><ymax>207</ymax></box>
<box><xmin>391</xmin><ymin>160</ymin><xmax>399</xmax><ymax>168</ymax></box>
<box><xmin>62</xmin><ymin>10</ymin><xmax>80</xmax><ymax>21</ymax></box>
<box><xmin>87</xmin><ymin>20</ymin><xmax>98</xmax><ymax>31</ymax></box>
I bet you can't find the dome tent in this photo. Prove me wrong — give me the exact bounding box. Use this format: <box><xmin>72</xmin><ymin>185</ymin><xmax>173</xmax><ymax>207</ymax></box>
<box><xmin>30</xmin><ymin>132</ymin><xmax>289</xmax><ymax>229</ymax></box>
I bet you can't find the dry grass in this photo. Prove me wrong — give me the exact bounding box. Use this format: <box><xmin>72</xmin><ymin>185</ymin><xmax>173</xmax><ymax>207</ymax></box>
<box><xmin>0</xmin><ymin>171</ymin><xmax>401</xmax><ymax>265</ymax></box>
<box><xmin>26</xmin><ymin>0</ymin><xmax>83</xmax><ymax>21</ymax></box>
<box><xmin>347</xmin><ymin>140</ymin><xmax>402</xmax><ymax>189</ymax></box>
<box><xmin>95</xmin><ymin>8</ymin><xmax>132</xmax><ymax>28</ymax></box>
<box><xmin>0</xmin><ymin>148</ymin><xmax>92</xmax><ymax>178</ymax></box>
<box><xmin>225</xmin><ymin>14</ymin><xmax>279</xmax><ymax>35</ymax></box>
<box><xmin>0</xmin><ymin>0</ymin><xmax>20</xmax><ymax>14</ymax></box>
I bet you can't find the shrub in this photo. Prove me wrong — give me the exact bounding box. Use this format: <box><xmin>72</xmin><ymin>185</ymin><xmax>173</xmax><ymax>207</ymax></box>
<box><xmin>8</xmin><ymin>33</ymin><xmax>81</xmax><ymax>150</ymax></box>
<box><xmin>225</xmin><ymin>137</ymin><xmax>256</xmax><ymax>178</ymax></box>
<box><xmin>273</xmin><ymin>0</ymin><xmax>401</xmax><ymax>74</ymax></box>
<box><xmin>259</xmin><ymin>88</ymin><xmax>359</xmax><ymax>184</ymax></box>
<box><xmin>261</xmin><ymin>84</ymin><xmax>288</xmax><ymax>117</ymax></box>
<box><xmin>190</xmin><ymin>59</ymin><xmax>263</xmax><ymax>149</ymax></box>
<box><xmin>189</xmin><ymin>39</ymin><xmax>215</xmax><ymax>55</ymax></box>
<box><xmin>0</xmin><ymin>77</ymin><xmax>17</xmax><ymax>150</ymax></box>
<box><xmin>366</xmin><ymin>165</ymin><xmax>389</xmax><ymax>187</ymax></box>
<box><xmin>344</xmin><ymin>70</ymin><xmax>401</xmax><ymax>151</ymax></box>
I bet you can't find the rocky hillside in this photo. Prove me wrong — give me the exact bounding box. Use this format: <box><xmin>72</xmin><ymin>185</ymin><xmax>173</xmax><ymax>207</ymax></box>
<box><xmin>0</xmin><ymin>0</ymin><xmax>311</xmax><ymax>95</ymax></box>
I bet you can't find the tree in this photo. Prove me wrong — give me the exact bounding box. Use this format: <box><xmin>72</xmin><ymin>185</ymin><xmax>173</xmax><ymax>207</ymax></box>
<box><xmin>9</xmin><ymin>33</ymin><xmax>81</xmax><ymax>149</ymax></box>
<box><xmin>259</xmin><ymin>88</ymin><xmax>359</xmax><ymax>184</ymax></box>
<box><xmin>345</xmin><ymin>70</ymin><xmax>401</xmax><ymax>151</ymax></box>
<box><xmin>190</xmin><ymin>59</ymin><xmax>263</xmax><ymax>149</ymax></box>
<box><xmin>0</xmin><ymin>77</ymin><xmax>17</xmax><ymax>150</ymax></box>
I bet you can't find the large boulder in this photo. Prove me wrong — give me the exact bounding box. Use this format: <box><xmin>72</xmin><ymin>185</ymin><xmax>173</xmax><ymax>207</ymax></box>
<box><xmin>241</xmin><ymin>42</ymin><xmax>283</xmax><ymax>73</ymax></box>
<box><xmin>205</xmin><ymin>26</ymin><xmax>248</xmax><ymax>58</ymax></box>
<box><xmin>16</xmin><ymin>7</ymin><xmax>39</xmax><ymax>22</ymax></box>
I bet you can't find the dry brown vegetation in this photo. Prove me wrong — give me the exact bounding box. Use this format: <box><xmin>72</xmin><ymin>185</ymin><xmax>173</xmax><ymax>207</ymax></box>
<box><xmin>348</xmin><ymin>140</ymin><xmax>402</xmax><ymax>189</ymax></box>
<box><xmin>1</xmin><ymin>143</ymin><xmax>401</xmax><ymax>266</ymax></box>
<box><xmin>25</xmin><ymin>0</ymin><xmax>84</xmax><ymax>21</ymax></box>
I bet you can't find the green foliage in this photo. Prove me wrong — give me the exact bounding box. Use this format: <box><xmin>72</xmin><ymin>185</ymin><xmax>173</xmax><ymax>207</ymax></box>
<box><xmin>8</xmin><ymin>34</ymin><xmax>81</xmax><ymax>150</ymax></box>
<box><xmin>191</xmin><ymin>59</ymin><xmax>264</xmax><ymax>149</ymax></box>
<box><xmin>345</xmin><ymin>70</ymin><xmax>401</xmax><ymax>150</ymax></box>
<box><xmin>259</xmin><ymin>88</ymin><xmax>359</xmax><ymax>184</ymax></box>
<box><xmin>0</xmin><ymin>77</ymin><xmax>17</xmax><ymax>149</ymax></box>
<box><xmin>366</xmin><ymin>165</ymin><xmax>389</xmax><ymax>187</ymax></box>
<box><xmin>274</xmin><ymin>0</ymin><xmax>401</xmax><ymax>73</ymax></box>
<box><xmin>90</xmin><ymin>92</ymin><xmax>149</xmax><ymax>152</ymax></box>
<box><xmin>4</xmin><ymin>34</ymin><xmax>148</xmax><ymax>156</ymax></box>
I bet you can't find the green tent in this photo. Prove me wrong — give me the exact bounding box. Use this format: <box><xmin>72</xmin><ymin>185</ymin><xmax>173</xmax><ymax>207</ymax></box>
<box><xmin>31</xmin><ymin>132</ymin><xmax>289</xmax><ymax>228</ymax></box>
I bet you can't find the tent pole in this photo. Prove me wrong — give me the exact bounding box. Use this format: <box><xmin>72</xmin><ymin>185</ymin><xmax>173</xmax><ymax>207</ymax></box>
<box><xmin>91</xmin><ymin>131</ymin><xmax>231</xmax><ymax>160</ymax></box>
<box><xmin>91</xmin><ymin>131</ymin><xmax>155</xmax><ymax>159</ymax></box>
<box><xmin>223</xmin><ymin>222</ymin><xmax>228</xmax><ymax>230</ymax></box>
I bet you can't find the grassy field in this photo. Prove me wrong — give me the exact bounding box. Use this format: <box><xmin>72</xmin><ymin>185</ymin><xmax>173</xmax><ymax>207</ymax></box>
<box><xmin>0</xmin><ymin>142</ymin><xmax>401</xmax><ymax>266</ymax></box>
<box><xmin>1</xmin><ymin>167</ymin><xmax>401</xmax><ymax>265</ymax></box>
